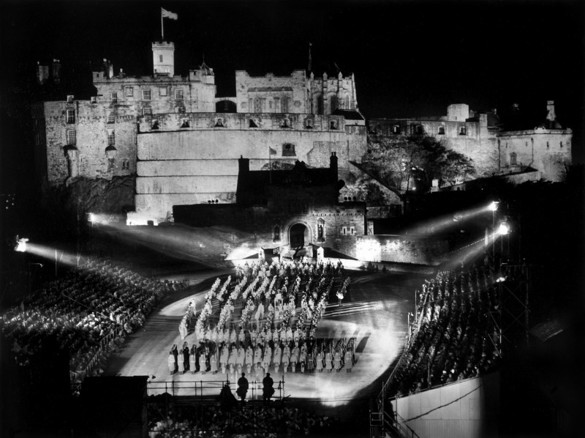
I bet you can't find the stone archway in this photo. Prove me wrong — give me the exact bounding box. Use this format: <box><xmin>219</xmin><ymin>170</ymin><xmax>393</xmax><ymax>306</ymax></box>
<box><xmin>289</xmin><ymin>223</ymin><xmax>308</xmax><ymax>248</ymax></box>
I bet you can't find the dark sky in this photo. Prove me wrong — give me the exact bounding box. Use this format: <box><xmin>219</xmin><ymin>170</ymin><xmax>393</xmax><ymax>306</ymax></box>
<box><xmin>1</xmin><ymin>0</ymin><xmax>584</xmax><ymax>152</ymax></box>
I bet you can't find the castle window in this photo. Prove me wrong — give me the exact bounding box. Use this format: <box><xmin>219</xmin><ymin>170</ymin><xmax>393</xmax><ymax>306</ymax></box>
<box><xmin>459</xmin><ymin>126</ymin><xmax>467</xmax><ymax>136</ymax></box>
<box><xmin>90</xmin><ymin>96</ymin><xmax>97</xmax><ymax>104</ymax></box>
<box><xmin>151</xmin><ymin>119</ymin><xmax>159</xmax><ymax>130</ymax></box>
<box><xmin>280</xmin><ymin>117</ymin><xmax>291</xmax><ymax>128</ymax></box>
<box><xmin>249</xmin><ymin>118</ymin><xmax>258</xmax><ymax>128</ymax></box>
<box><xmin>122</xmin><ymin>159</ymin><xmax>130</xmax><ymax>170</ymax></box>
<box><xmin>159</xmin><ymin>55</ymin><xmax>163</xmax><ymax>63</ymax></box>
<box><xmin>330</xmin><ymin>96</ymin><xmax>338</xmax><ymax>112</ymax></box>
<box><xmin>125</xmin><ymin>86</ymin><xmax>134</xmax><ymax>97</ymax></box>
<box><xmin>111</xmin><ymin>92</ymin><xmax>118</xmax><ymax>102</ymax></box>
<box><xmin>438</xmin><ymin>126</ymin><xmax>445</xmax><ymax>135</ymax></box>
<box><xmin>393</xmin><ymin>125</ymin><xmax>401</xmax><ymax>134</ymax></box>
<box><xmin>159</xmin><ymin>87</ymin><xmax>168</xmax><ymax>97</ymax></box>
<box><xmin>560</xmin><ymin>141</ymin><xmax>563</xmax><ymax>148</ymax></box>
<box><xmin>175</xmin><ymin>89</ymin><xmax>184</xmax><ymax>100</ymax></box>
<box><xmin>67</xmin><ymin>95</ymin><xmax>74</xmax><ymax>103</ymax></box>
<box><xmin>181</xmin><ymin>118</ymin><xmax>190</xmax><ymax>128</ymax></box>
<box><xmin>215</xmin><ymin>118</ymin><xmax>224</xmax><ymax>127</ymax></box>
<box><xmin>142</xmin><ymin>89</ymin><xmax>151</xmax><ymax>100</ymax></box>
<box><xmin>510</xmin><ymin>152</ymin><xmax>517</xmax><ymax>166</ymax></box>
<box><xmin>66</xmin><ymin>129</ymin><xmax>76</xmax><ymax>145</ymax></box>
<box><xmin>330</xmin><ymin>119</ymin><xmax>339</xmax><ymax>130</ymax></box>
<box><xmin>107</xmin><ymin>131</ymin><xmax>115</xmax><ymax>147</ymax></box>
<box><xmin>341</xmin><ymin>226</ymin><xmax>348</xmax><ymax>236</ymax></box>
<box><xmin>107</xmin><ymin>113</ymin><xmax>115</xmax><ymax>124</ymax></box>
<box><xmin>177</xmin><ymin>106</ymin><xmax>186</xmax><ymax>114</ymax></box>
<box><xmin>546</xmin><ymin>142</ymin><xmax>550</xmax><ymax>149</ymax></box>
<box><xmin>349</xmin><ymin>226</ymin><xmax>356</xmax><ymax>235</ymax></box>
<box><xmin>143</xmin><ymin>107</ymin><xmax>153</xmax><ymax>117</ymax></box>
<box><xmin>273</xmin><ymin>225</ymin><xmax>281</xmax><ymax>242</ymax></box>
<box><xmin>66</xmin><ymin>109</ymin><xmax>75</xmax><ymax>124</ymax></box>
<box><xmin>282</xmin><ymin>143</ymin><xmax>296</xmax><ymax>156</ymax></box>
<box><xmin>305</xmin><ymin>118</ymin><xmax>314</xmax><ymax>129</ymax></box>
<box><xmin>282</xmin><ymin>96</ymin><xmax>290</xmax><ymax>113</ymax></box>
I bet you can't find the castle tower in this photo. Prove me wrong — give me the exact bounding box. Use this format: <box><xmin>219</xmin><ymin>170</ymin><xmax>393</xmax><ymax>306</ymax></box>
<box><xmin>152</xmin><ymin>41</ymin><xmax>175</xmax><ymax>76</ymax></box>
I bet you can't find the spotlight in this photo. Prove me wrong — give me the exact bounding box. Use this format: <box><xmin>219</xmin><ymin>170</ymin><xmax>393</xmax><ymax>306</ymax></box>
<box><xmin>496</xmin><ymin>276</ymin><xmax>506</xmax><ymax>283</ymax></box>
<box><xmin>497</xmin><ymin>222</ymin><xmax>510</xmax><ymax>236</ymax></box>
<box><xmin>488</xmin><ymin>201</ymin><xmax>499</xmax><ymax>212</ymax></box>
<box><xmin>88</xmin><ymin>213</ymin><xmax>96</xmax><ymax>223</ymax></box>
<box><xmin>15</xmin><ymin>236</ymin><xmax>29</xmax><ymax>252</ymax></box>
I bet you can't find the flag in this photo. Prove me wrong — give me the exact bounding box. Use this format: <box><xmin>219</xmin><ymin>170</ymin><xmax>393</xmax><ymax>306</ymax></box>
<box><xmin>269</xmin><ymin>147</ymin><xmax>277</xmax><ymax>155</ymax></box>
<box><xmin>161</xmin><ymin>8</ymin><xmax>178</xmax><ymax>20</ymax></box>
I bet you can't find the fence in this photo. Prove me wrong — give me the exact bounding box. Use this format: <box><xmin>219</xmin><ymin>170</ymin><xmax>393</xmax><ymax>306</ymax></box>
<box><xmin>147</xmin><ymin>378</ymin><xmax>285</xmax><ymax>401</ymax></box>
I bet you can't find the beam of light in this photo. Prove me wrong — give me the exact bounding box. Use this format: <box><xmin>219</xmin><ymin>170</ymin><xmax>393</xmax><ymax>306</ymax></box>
<box><xmin>18</xmin><ymin>242</ymin><xmax>81</xmax><ymax>268</ymax></box>
<box><xmin>87</xmin><ymin>212</ymin><xmax>125</xmax><ymax>225</ymax></box>
<box><xmin>404</xmin><ymin>201</ymin><xmax>501</xmax><ymax>236</ymax></box>
<box><xmin>93</xmin><ymin>221</ymin><xmax>262</xmax><ymax>268</ymax></box>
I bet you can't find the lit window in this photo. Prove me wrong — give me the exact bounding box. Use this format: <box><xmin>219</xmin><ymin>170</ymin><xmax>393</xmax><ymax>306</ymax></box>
<box><xmin>125</xmin><ymin>87</ymin><xmax>134</xmax><ymax>97</ymax></box>
<box><xmin>142</xmin><ymin>89</ymin><xmax>151</xmax><ymax>100</ymax></box>
<box><xmin>66</xmin><ymin>129</ymin><xmax>76</xmax><ymax>145</ymax></box>
<box><xmin>159</xmin><ymin>87</ymin><xmax>168</xmax><ymax>97</ymax></box>
<box><xmin>341</xmin><ymin>226</ymin><xmax>347</xmax><ymax>236</ymax></box>
<box><xmin>175</xmin><ymin>89</ymin><xmax>184</xmax><ymax>100</ymax></box>
<box><xmin>107</xmin><ymin>131</ymin><xmax>115</xmax><ymax>146</ymax></box>
<box><xmin>393</xmin><ymin>125</ymin><xmax>401</xmax><ymax>134</ymax></box>
<box><xmin>282</xmin><ymin>143</ymin><xmax>296</xmax><ymax>156</ymax></box>
<box><xmin>349</xmin><ymin>226</ymin><xmax>356</xmax><ymax>235</ymax></box>
<box><xmin>66</xmin><ymin>109</ymin><xmax>75</xmax><ymax>124</ymax></box>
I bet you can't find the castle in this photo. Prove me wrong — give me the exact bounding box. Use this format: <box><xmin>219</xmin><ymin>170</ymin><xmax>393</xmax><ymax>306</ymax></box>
<box><xmin>32</xmin><ymin>41</ymin><xmax>367</xmax><ymax>225</ymax></box>
<box><xmin>32</xmin><ymin>39</ymin><xmax>572</xmax><ymax>227</ymax></box>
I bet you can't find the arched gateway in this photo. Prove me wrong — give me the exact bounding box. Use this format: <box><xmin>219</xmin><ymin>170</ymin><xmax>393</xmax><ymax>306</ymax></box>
<box><xmin>289</xmin><ymin>223</ymin><xmax>308</xmax><ymax>248</ymax></box>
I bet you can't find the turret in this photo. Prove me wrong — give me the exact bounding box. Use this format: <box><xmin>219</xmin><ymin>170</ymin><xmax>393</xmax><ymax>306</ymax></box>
<box><xmin>152</xmin><ymin>41</ymin><xmax>175</xmax><ymax>76</ymax></box>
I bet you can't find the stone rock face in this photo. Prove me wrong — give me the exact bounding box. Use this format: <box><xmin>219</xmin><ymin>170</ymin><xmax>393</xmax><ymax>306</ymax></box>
<box><xmin>64</xmin><ymin>175</ymin><xmax>135</xmax><ymax>214</ymax></box>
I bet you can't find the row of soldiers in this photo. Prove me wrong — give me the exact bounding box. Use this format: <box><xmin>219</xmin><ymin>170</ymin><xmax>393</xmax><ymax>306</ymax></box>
<box><xmin>169</xmin><ymin>338</ymin><xmax>356</xmax><ymax>377</ymax></box>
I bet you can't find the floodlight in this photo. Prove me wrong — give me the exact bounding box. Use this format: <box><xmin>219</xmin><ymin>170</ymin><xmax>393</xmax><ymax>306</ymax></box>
<box><xmin>488</xmin><ymin>201</ymin><xmax>499</xmax><ymax>212</ymax></box>
<box><xmin>496</xmin><ymin>276</ymin><xmax>506</xmax><ymax>283</ymax></box>
<box><xmin>15</xmin><ymin>237</ymin><xmax>29</xmax><ymax>252</ymax></box>
<box><xmin>88</xmin><ymin>213</ymin><xmax>96</xmax><ymax>223</ymax></box>
<box><xmin>497</xmin><ymin>222</ymin><xmax>510</xmax><ymax>236</ymax></box>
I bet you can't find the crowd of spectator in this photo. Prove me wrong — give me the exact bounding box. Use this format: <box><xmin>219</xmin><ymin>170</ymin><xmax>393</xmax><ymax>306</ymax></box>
<box><xmin>385</xmin><ymin>264</ymin><xmax>501</xmax><ymax>397</ymax></box>
<box><xmin>0</xmin><ymin>257</ymin><xmax>185</xmax><ymax>385</ymax></box>
<box><xmin>172</xmin><ymin>260</ymin><xmax>355</xmax><ymax>378</ymax></box>
<box><xmin>147</xmin><ymin>395</ymin><xmax>337</xmax><ymax>437</ymax></box>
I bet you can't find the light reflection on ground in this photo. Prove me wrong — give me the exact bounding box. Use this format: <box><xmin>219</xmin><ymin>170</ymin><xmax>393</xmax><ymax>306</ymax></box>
<box><xmin>107</xmin><ymin>270</ymin><xmax>418</xmax><ymax>406</ymax></box>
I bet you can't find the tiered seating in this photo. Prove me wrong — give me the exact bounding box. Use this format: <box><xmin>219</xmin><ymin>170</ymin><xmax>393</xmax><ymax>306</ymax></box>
<box><xmin>0</xmin><ymin>257</ymin><xmax>185</xmax><ymax>385</ymax></box>
<box><xmin>387</xmin><ymin>264</ymin><xmax>500</xmax><ymax>396</ymax></box>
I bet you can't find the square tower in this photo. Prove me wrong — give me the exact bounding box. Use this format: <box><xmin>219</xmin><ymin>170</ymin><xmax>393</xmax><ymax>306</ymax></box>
<box><xmin>152</xmin><ymin>41</ymin><xmax>175</xmax><ymax>76</ymax></box>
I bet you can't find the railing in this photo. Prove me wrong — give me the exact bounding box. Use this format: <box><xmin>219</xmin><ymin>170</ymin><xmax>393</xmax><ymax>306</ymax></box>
<box><xmin>147</xmin><ymin>378</ymin><xmax>285</xmax><ymax>401</ymax></box>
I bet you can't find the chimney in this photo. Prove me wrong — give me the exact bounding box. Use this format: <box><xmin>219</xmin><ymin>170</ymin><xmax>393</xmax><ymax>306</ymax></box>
<box><xmin>52</xmin><ymin>59</ymin><xmax>61</xmax><ymax>84</ymax></box>
<box><xmin>238</xmin><ymin>155</ymin><xmax>249</xmax><ymax>173</ymax></box>
<box><xmin>546</xmin><ymin>100</ymin><xmax>556</xmax><ymax>123</ymax></box>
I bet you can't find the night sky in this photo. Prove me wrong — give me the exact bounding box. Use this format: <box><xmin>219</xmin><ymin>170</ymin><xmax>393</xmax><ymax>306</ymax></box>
<box><xmin>1</xmin><ymin>0</ymin><xmax>584</xmax><ymax>176</ymax></box>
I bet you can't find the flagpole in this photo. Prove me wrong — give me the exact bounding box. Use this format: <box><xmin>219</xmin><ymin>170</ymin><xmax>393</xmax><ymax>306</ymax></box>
<box><xmin>161</xmin><ymin>9</ymin><xmax>164</xmax><ymax>40</ymax></box>
<box><xmin>269</xmin><ymin>147</ymin><xmax>272</xmax><ymax>184</ymax></box>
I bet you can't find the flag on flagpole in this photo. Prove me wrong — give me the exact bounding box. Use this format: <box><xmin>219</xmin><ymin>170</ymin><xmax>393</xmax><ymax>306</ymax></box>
<box><xmin>269</xmin><ymin>147</ymin><xmax>277</xmax><ymax>155</ymax></box>
<box><xmin>161</xmin><ymin>8</ymin><xmax>178</xmax><ymax>20</ymax></box>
